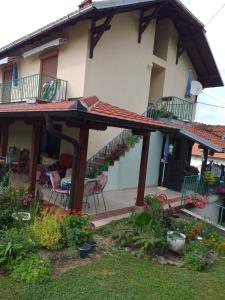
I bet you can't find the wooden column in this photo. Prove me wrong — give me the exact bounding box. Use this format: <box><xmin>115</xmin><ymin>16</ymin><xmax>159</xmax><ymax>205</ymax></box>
<box><xmin>29</xmin><ymin>124</ymin><xmax>41</xmax><ymax>193</ymax></box>
<box><xmin>136</xmin><ymin>133</ymin><xmax>151</xmax><ymax>207</ymax></box>
<box><xmin>0</xmin><ymin>123</ymin><xmax>9</xmax><ymax>157</ymax></box>
<box><xmin>201</xmin><ymin>147</ymin><xmax>208</xmax><ymax>175</ymax></box>
<box><xmin>72</xmin><ymin>128</ymin><xmax>89</xmax><ymax>211</ymax></box>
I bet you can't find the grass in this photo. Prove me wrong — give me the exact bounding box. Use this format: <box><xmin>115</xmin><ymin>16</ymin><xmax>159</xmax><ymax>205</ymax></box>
<box><xmin>1</xmin><ymin>251</ymin><xmax>225</xmax><ymax>300</ymax></box>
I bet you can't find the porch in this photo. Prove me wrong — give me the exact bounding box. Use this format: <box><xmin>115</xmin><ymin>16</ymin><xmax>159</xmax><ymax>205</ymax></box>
<box><xmin>0</xmin><ymin>96</ymin><xmax>177</xmax><ymax>217</ymax></box>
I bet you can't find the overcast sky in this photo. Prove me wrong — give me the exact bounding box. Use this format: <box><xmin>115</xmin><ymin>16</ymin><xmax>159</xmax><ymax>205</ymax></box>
<box><xmin>0</xmin><ymin>0</ymin><xmax>225</xmax><ymax>125</ymax></box>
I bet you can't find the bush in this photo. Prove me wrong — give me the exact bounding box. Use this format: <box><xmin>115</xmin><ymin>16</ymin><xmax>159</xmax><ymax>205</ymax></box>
<box><xmin>0</xmin><ymin>227</ymin><xmax>36</xmax><ymax>266</ymax></box>
<box><xmin>112</xmin><ymin>202</ymin><xmax>167</xmax><ymax>256</ymax></box>
<box><xmin>32</xmin><ymin>212</ymin><xmax>62</xmax><ymax>250</ymax></box>
<box><xmin>184</xmin><ymin>241</ymin><xmax>214</xmax><ymax>271</ymax></box>
<box><xmin>59</xmin><ymin>210</ymin><xmax>91</xmax><ymax>247</ymax></box>
<box><xmin>0</xmin><ymin>181</ymin><xmax>28</xmax><ymax>230</ymax></box>
<box><xmin>10</xmin><ymin>253</ymin><xmax>51</xmax><ymax>283</ymax></box>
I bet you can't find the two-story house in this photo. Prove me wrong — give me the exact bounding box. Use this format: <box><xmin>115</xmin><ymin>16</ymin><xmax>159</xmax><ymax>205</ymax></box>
<box><xmin>0</xmin><ymin>0</ymin><xmax>223</xmax><ymax>212</ymax></box>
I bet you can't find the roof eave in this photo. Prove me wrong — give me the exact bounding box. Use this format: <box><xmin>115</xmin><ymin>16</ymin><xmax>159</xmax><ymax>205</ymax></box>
<box><xmin>179</xmin><ymin>128</ymin><xmax>223</xmax><ymax>152</ymax></box>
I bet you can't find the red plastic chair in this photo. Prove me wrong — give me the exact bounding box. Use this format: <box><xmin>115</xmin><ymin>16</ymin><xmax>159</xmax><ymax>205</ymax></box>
<box><xmin>48</xmin><ymin>170</ymin><xmax>69</xmax><ymax>209</ymax></box>
<box><xmin>95</xmin><ymin>173</ymin><xmax>107</xmax><ymax>211</ymax></box>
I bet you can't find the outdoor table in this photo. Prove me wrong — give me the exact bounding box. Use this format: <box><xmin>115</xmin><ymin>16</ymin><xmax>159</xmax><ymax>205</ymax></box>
<box><xmin>60</xmin><ymin>177</ymin><xmax>95</xmax><ymax>190</ymax></box>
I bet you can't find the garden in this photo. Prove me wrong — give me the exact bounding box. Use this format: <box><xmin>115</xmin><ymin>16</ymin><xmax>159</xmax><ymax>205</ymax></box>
<box><xmin>1</xmin><ymin>174</ymin><xmax>225</xmax><ymax>299</ymax></box>
<box><xmin>0</xmin><ymin>176</ymin><xmax>96</xmax><ymax>284</ymax></box>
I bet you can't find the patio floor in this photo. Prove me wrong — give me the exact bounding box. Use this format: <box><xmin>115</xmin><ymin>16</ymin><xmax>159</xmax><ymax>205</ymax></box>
<box><xmin>10</xmin><ymin>172</ymin><xmax>182</xmax><ymax>218</ymax></box>
<box><xmin>39</xmin><ymin>185</ymin><xmax>182</xmax><ymax>216</ymax></box>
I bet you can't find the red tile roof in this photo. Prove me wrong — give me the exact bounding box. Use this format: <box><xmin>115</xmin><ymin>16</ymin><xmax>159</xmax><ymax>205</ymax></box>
<box><xmin>192</xmin><ymin>143</ymin><xmax>225</xmax><ymax>159</ymax></box>
<box><xmin>0</xmin><ymin>96</ymin><xmax>176</xmax><ymax>131</ymax></box>
<box><xmin>178</xmin><ymin>122</ymin><xmax>225</xmax><ymax>152</ymax></box>
<box><xmin>84</xmin><ymin>97</ymin><xmax>175</xmax><ymax>129</ymax></box>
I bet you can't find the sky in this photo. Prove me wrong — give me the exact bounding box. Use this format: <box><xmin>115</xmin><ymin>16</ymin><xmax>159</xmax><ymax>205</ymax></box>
<box><xmin>0</xmin><ymin>0</ymin><xmax>225</xmax><ymax>125</ymax></box>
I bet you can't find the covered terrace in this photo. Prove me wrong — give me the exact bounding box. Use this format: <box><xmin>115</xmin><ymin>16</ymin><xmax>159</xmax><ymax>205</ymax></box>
<box><xmin>0</xmin><ymin>96</ymin><xmax>177</xmax><ymax>214</ymax></box>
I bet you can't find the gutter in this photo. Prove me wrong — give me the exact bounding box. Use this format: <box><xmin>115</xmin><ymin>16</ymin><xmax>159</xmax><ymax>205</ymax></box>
<box><xmin>44</xmin><ymin>113</ymin><xmax>79</xmax><ymax>210</ymax></box>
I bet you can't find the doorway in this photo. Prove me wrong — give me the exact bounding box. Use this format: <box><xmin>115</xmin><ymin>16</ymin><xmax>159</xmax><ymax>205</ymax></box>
<box><xmin>148</xmin><ymin>64</ymin><xmax>165</xmax><ymax>104</ymax></box>
<box><xmin>40</xmin><ymin>52</ymin><xmax>58</xmax><ymax>95</ymax></box>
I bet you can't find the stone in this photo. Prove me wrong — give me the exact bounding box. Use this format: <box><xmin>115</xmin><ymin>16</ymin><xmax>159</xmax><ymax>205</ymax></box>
<box><xmin>157</xmin><ymin>256</ymin><xmax>168</xmax><ymax>265</ymax></box>
<box><xmin>175</xmin><ymin>261</ymin><xmax>184</xmax><ymax>268</ymax></box>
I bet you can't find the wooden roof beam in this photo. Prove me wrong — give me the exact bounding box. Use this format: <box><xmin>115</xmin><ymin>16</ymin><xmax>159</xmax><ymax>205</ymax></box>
<box><xmin>138</xmin><ymin>1</ymin><xmax>168</xmax><ymax>43</ymax></box>
<box><xmin>90</xmin><ymin>13</ymin><xmax>114</xmax><ymax>58</ymax></box>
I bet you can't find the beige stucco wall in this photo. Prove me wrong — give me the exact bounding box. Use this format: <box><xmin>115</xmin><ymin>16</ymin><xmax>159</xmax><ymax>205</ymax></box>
<box><xmin>57</xmin><ymin>21</ymin><xmax>89</xmax><ymax>98</ymax></box>
<box><xmin>157</xmin><ymin>20</ymin><xmax>197</xmax><ymax>102</ymax></box>
<box><xmin>83</xmin><ymin>15</ymin><xmax>198</xmax><ymax>158</ymax></box>
<box><xmin>84</xmin><ymin>11</ymin><xmax>155</xmax><ymax>158</ymax></box>
<box><xmin>7</xmin><ymin>121</ymin><xmax>79</xmax><ymax>158</ymax></box>
<box><xmin>0</xmin><ymin>21</ymin><xmax>89</xmax><ymax>99</ymax></box>
<box><xmin>60</xmin><ymin>125</ymin><xmax>80</xmax><ymax>154</ymax></box>
<box><xmin>8</xmin><ymin>121</ymin><xmax>32</xmax><ymax>151</ymax></box>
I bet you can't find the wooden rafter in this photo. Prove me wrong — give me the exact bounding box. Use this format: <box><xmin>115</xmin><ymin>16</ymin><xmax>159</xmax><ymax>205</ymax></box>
<box><xmin>90</xmin><ymin>14</ymin><xmax>114</xmax><ymax>58</ymax></box>
<box><xmin>176</xmin><ymin>38</ymin><xmax>185</xmax><ymax>64</ymax></box>
<box><xmin>138</xmin><ymin>2</ymin><xmax>167</xmax><ymax>43</ymax></box>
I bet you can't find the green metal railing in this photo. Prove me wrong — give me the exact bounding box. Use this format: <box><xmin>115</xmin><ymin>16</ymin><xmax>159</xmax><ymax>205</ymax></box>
<box><xmin>181</xmin><ymin>175</ymin><xmax>208</xmax><ymax>204</ymax></box>
<box><xmin>147</xmin><ymin>96</ymin><xmax>194</xmax><ymax>121</ymax></box>
<box><xmin>86</xmin><ymin>129</ymin><xmax>141</xmax><ymax>178</ymax></box>
<box><xmin>0</xmin><ymin>73</ymin><xmax>68</xmax><ymax>103</ymax></box>
<box><xmin>182</xmin><ymin>175</ymin><xmax>225</xmax><ymax>226</ymax></box>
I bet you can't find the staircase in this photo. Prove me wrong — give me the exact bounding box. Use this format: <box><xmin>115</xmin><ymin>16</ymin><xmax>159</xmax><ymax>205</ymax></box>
<box><xmin>86</xmin><ymin>96</ymin><xmax>193</xmax><ymax>178</ymax></box>
<box><xmin>86</xmin><ymin>129</ymin><xmax>141</xmax><ymax>178</ymax></box>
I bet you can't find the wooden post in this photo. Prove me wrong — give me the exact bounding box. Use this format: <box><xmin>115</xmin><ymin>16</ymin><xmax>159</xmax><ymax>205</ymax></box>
<box><xmin>201</xmin><ymin>147</ymin><xmax>208</xmax><ymax>175</ymax></box>
<box><xmin>0</xmin><ymin>123</ymin><xmax>9</xmax><ymax>157</ymax></box>
<box><xmin>72</xmin><ymin>128</ymin><xmax>89</xmax><ymax>211</ymax></box>
<box><xmin>136</xmin><ymin>133</ymin><xmax>151</xmax><ymax>206</ymax></box>
<box><xmin>29</xmin><ymin>124</ymin><xmax>41</xmax><ymax>193</ymax></box>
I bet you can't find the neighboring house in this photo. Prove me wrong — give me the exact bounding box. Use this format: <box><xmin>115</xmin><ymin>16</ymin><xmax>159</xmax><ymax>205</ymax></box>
<box><xmin>0</xmin><ymin>0</ymin><xmax>223</xmax><ymax>209</ymax></box>
<box><xmin>191</xmin><ymin>125</ymin><xmax>225</xmax><ymax>171</ymax></box>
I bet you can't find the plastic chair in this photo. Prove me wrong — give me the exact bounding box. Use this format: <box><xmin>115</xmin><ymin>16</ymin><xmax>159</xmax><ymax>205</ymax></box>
<box><xmin>95</xmin><ymin>173</ymin><xmax>107</xmax><ymax>211</ymax></box>
<box><xmin>48</xmin><ymin>170</ymin><xmax>69</xmax><ymax>209</ymax></box>
<box><xmin>84</xmin><ymin>180</ymin><xmax>98</xmax><ymax>214</ymax></box>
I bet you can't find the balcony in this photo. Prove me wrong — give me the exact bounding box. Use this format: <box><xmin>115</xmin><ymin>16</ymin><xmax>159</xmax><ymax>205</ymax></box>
<box><xmin>0</xmin><ymin>74</ymin><xmax>68</xmax><ymax>103</ymax></box>
<box><xmin>147</xmin><ymin>96</ymin><xmax>194</xmax><ymax>122</ymax></box>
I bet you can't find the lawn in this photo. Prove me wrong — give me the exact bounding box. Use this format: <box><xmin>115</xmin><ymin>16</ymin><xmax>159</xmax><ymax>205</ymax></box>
<box><xmin>1</xmin><ymin>251</ymin><xmax>225</xmax><ymax>300</ymax></box>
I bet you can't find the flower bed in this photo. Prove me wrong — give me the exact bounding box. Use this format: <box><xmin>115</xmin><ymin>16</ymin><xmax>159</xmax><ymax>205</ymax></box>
<box><xmin>0</xmin><ymin>177</ymin><xmax>95</xmax><ymax>283</ymax></box>
<box><xmin>97</xmin><ymin>194</ymin><xmax>225</xmax><ymax>272</ymax></box>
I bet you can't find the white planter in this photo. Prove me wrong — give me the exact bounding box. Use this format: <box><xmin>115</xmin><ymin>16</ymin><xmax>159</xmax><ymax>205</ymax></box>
<box><xmin>167</xmin><ymin>231</ymin><xmax>186</xmax><ymax>254</ymax></box>
<box><xmin>12</xmin><ymin>212</ymin><xmax>31</xmax><ymax>221</ymax></box>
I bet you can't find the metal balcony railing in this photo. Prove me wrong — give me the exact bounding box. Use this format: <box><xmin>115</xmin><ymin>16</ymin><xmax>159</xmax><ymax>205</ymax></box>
<box><xmin>0</xmin><ymin>73</ymin><xmax>68</xmax><ymax>103</ymax></box>
<box><xmin>147</xmin><ymin>96</ymin><xmax>194</xmax><ymax>122</ymax></box>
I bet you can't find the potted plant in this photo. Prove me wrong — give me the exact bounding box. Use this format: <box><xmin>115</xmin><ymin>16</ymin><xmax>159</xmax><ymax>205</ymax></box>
<box><xmin>167</xmin><ymin>231</ymin><xmax>186</xmax><ymax>254</ymax></box>
<box><xmin>79</xmin><ymin>243</ymin><xmax>91</xmax><ymax>259</ymax></box>
<box><xmin>86</xmin><ymin>238</ymin><xmax>97</xmax><ymax>252</ymax></box>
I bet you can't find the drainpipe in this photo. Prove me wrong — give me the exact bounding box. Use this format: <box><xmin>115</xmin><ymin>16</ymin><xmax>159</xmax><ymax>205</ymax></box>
<box><xmin>44</xmin><ymin>114</ymin><xmax>79</xmax><ymax>210</ymax></box>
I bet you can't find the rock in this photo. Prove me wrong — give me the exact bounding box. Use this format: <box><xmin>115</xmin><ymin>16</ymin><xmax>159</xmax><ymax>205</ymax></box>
<box><xmin>157</xmin><ymin>256</ymin><xmax>168</xmax><ymax>265</ymax></box>
<box><xmin>124</xmin><ymin>247</ymin><xmax>131</xmax><ymax>253</ymax></box>
<box><xmin>130</xmin><ymin>250</ymin><xmax>138</xmax><ymax>257</ymax></box>
<box><xmin>175</xmin><ymin>261</ymin><xmax>184</xmax><ymax>268</ymax></box>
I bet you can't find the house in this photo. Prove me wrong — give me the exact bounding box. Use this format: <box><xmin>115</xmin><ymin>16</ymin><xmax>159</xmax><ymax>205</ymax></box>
<box><xmin>0</xmin><ymin>0</ymin><xmax>223</xmax><ymax>213</ymax></box>
<box><xmin>191</xmin><ymin>125</ymin><xmax>225</xmax><ymax>172</ymax></box>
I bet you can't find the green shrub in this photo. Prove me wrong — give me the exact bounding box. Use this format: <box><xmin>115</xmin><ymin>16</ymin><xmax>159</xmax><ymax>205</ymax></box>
<box><xmin>10</xmin><ymin>253</ymin><xmax>51</xmax><ymax>283</ymax></box>
<box><xmin>0</xmin><ymin>227</ymin><xmax>36</xmax><ymax>266</ymax></box>
<box><xmin>112</xmin><ymin>209</ymin><xmax>167</xmax><ymax>256</ymax></box>
<box><xmin>59</xmin><ymin>212</ymin><xmax>90</xmax><ymax>247</ymax></box>
<box><xmin>32</xmin><ymin>213</ymin><xmax>62</xmax><ymax>250</ymax></box>
<box><xmin>184</xmin><ymin>241</ymin><xmax>213</xmax><ymax>271</ymax></box>
<box><xmin>0</xmin><ymin>181</ymin><xmax>27</xmax><ymax>230</ymax></box>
